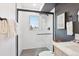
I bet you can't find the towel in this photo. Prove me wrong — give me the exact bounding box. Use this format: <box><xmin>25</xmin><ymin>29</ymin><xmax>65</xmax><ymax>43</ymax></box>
<box><xmin>66</xmin><ymin>21</ymin><xmax>73</xmax><ymax>35</ymax></box>
<box><xmin>8</xmin><ymin>19</ymin><xmax>16</xmax><ymax>38</ymax></box>
<box><xmin>0</xmin><ymin>20</ymin><xmax>9</xmax><ymax>38</ymax></box>
<box><xmin>1</xmin><ymin>20</ymin><xmax>8</xmax><ymax>34</ymax></box>
<box><xmin>0</xmin><ymin>19</ymin><xmax>16</xmax><ymax>39</ymax></box>
<box><xmin>75</xmin><ymin>34</ymin><xmax>79</xmax><ymax>40</ymax></box>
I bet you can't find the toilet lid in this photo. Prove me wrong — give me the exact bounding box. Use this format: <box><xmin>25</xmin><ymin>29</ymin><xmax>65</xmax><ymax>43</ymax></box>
<box><xmin>39</xmin><ymin>51</ymin><xmax>54</xmax><ymax>56</ymax></box>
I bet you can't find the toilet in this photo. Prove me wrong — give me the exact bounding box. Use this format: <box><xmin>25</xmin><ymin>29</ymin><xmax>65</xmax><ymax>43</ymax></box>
<box><xmin>38</xmin><ymin>45</ymin><xmax>54</xmax><ymax>56</ymax></box>
<box><xmin>39</xmin><ymin>51</ymin><xmax>54</xmax><ymax>56</ymax></box>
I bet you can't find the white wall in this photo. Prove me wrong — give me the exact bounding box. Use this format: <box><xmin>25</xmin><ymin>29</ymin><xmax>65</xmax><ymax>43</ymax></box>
<box><xmin>45</xmin><ymin>15</ymin><xmax>53</xmax><ymax>51</ymax></box>
<box><xmin>0</xmin><ymin>3</ymin><xmax>16</xmax><ymax>56</ymax></box>
<box><xmin>38</xmin><ymin>14</ymin><xmax>53</xmax><ymax>51</ymax></box>
<box><xmin>18</xmin><ymin>11</ymin><xmax>24</xmax><ymax>55</ymax></box>
<box><xmin>50</xmin><ymin>8</ymin><xmax>55</xmax><ymax>41</ymax></box>
<box><xmin>18</xmin><ymin>11</ymin><xmax>46</xmax><ymax>48</ymax></box>
<box><xmin>18</xmin><ymin>11</ymin><xmax>47</xmax><ymax>55</ymax></box>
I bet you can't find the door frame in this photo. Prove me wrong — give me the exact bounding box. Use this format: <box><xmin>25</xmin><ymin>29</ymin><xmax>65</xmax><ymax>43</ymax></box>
<box><xmin>16</xmin><ymin>8</ymin><xmax>54</xmax><ymax>56</ymax></box>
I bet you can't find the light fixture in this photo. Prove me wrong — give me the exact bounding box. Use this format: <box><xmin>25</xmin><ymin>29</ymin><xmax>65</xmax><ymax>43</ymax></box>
<box><xmin>33</xmin><ymin>4</ymin><xmax>37</xmax><ymax>7</ymax></box>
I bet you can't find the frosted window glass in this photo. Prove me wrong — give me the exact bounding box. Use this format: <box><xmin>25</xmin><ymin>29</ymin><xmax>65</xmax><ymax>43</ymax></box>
<box><xmin>29</xmin><ymin>16</ymin><xmax>39</xmax><ymax>30</ymax></box>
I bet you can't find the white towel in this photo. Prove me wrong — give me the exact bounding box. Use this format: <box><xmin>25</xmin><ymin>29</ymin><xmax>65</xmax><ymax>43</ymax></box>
<box><xmin>75</xmin><ymin>34</ymin><xmax>79</xmax><ymax>40</ymax></box>
<box><xmin>8</xmin><ymin>20</ymin><xmax>16</xmax><ymax>38</ymax></box>
<box><xmin>0</xmin><ymin>19</ymin><xmax>16</xmax><ymax>39</ymax></box>
<box><xmin>1</xmin><ymin>20</ymin><xmax>8</xmax><ymax>34</ymax></box>
<box><xmin>0</xmin><ymin>20</ymin><xmax>9</xmax><ymax>38</ymax></box>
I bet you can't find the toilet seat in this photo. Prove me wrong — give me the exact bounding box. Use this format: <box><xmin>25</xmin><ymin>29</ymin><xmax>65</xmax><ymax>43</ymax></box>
<box><xmin>39</xmin><ymin>51</ymin><xmax>54</xmax><ymax>56</ymax></box>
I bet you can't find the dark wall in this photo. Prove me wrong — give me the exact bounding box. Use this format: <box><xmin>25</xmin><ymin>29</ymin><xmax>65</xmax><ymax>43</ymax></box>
<box><xmin>55</xmin><ymin>3</ymin><xmax>79</xmax><ymax>41</ymax></box>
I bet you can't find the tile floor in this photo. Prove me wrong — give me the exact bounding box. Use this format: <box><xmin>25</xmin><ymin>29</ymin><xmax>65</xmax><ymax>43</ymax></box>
<box><xmin>20</xmin><ymin>47</ymin><xmax>49</xmax><ymax>56</ymax></box>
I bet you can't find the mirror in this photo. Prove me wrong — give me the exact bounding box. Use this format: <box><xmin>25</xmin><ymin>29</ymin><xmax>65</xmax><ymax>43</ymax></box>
<box><xmin>57</xmin><ymin>13</ymin><xmax>65</xmax><ymax>29</ymax></box>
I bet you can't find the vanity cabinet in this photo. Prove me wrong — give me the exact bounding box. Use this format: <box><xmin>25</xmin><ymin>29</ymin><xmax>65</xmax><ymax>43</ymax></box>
<box><xmin>54</xmin><ymin>46</ymin><xmax>68</xmax><ymax>56</ymax></box>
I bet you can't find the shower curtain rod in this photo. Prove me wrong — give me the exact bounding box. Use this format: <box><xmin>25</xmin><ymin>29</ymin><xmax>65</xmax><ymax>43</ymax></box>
<box><xmin>17</xmin><ymin>8</ymin><xmax>54</xmax><ymax>15</ymax></box>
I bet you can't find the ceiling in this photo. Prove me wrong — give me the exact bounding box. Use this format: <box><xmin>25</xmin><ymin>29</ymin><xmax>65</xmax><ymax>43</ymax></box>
<box><xmin>17</xmin><ymin>3</ymin><xmax>55</xmax><ymax>12</ymax></box>
<box><xmin>17</xmin><ymin>3</ymin><xmax>44</xmax><ymax>11</ymax></box>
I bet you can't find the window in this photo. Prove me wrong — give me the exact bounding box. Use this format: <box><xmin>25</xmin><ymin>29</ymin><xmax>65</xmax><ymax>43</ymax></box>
<box><xmin>29</xmin><ymin>16</ymin><xmax>39</xmax><ymax>30</ymax></box>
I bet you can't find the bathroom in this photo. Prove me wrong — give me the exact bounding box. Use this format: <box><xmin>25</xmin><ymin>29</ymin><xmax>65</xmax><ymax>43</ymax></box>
<box><xmin>17</xmin><ymin>3</ymin><xmax>79</xmax><ymax>56</ymax></box>
<box><xmin>1</xmin><ymin>3</ymin><xmax>79</xmax><ymax>56</ymax></box>
<box><xmin>1</xmin><ymin>1</ymin><xmax>79</xmax><ymax>59</ymax></box>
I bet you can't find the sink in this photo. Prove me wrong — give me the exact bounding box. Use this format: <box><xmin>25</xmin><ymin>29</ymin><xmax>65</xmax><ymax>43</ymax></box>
<box><xmin>65</xmin><ymin>43</ymin><xmax>79</xmax><ymax>52</ymax></box>
<box><xmin>53</xmin><ymin>41</ymin><xmax>79</xmax><ymax>55</ymax></box>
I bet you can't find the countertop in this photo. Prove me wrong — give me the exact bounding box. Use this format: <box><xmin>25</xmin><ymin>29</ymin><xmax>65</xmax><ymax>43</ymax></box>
<box><xmin>53</xmin><ymin>41</ymin><xmax>79</xmax><ymax>56</ymax></box>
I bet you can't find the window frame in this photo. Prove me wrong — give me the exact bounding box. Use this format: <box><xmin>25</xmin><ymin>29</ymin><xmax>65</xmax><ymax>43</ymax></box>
<box><xmin>29</xmin><ymin>15</ymin><xmax>40</xmax><ymax>30</ymax></box>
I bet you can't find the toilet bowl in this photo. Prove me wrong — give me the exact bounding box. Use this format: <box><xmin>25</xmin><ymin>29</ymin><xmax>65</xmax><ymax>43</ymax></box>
<box><xmin>39</xmin><ymin>51</ymin><xmax>54</xmax><ymax>56</ymax></box>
